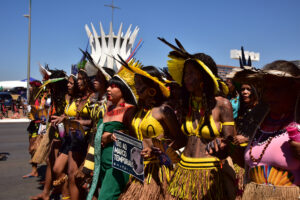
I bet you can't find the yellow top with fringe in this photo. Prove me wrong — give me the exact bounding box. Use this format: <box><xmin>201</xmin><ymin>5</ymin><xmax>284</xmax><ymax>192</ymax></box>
<box><xmin>181</xmin><ymin>113</ymin><xmax>235</xmax><ymax>139</ymax></box>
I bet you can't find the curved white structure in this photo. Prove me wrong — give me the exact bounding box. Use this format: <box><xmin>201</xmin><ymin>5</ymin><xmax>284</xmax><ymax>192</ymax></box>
<box><xmin>85</xmin><ymin>22</ymin><xmax>139</xmax><ymax>72</ymax></box>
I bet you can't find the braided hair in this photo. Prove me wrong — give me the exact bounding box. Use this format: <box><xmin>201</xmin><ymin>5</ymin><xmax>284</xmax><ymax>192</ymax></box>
<box><xmin>181</xmin><ymin>53</ymin><xmax>218</xmax><ymax>131</ymax></box>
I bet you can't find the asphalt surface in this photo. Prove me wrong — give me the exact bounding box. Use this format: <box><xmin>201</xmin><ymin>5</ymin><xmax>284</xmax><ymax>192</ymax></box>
<box><xmin>0</xmin><ymin>123</ymin><xmax>47</xmax><ymax>200</ymax></box>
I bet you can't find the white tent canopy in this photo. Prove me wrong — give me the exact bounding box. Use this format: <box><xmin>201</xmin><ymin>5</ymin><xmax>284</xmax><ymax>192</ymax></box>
<box><xmin>0</xmin><ymin>81</ymin><xmax>27</xmax><ymax>90</ymax></box>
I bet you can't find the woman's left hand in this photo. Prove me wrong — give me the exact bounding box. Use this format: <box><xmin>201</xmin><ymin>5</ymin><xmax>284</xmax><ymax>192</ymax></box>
<box><xmin>51</xmin><ymin>115</ymin><xmax>65</xmax><ymax>126</ymax></box>
<box><xmin>141</xmin><ymin>147</ymin><xmax>152</xmax><ymax>158</ymax></box>
<box><xmin>233</xmin><ymin>135</ymin><xmax>249</xmax><ymax>145</ymax></box>
<box><xmin>289</xmin><ymin>140</ymin><xmax>300</xmax><ymax>160</ymax></box>
<box><xmin>206</xmin><ymin>138</ymin><xmax>228</xmax><ymax>159</ymax></box>
<box><xmin>101</xmin><ymin>132</ymin><xmax>113</xmax><ymax>147</ymax></box>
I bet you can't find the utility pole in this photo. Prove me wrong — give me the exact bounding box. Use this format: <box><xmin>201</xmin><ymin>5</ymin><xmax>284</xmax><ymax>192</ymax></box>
<box><xmin>104</xmin><ymin>0</ymin><xmax>120</xmax><ymax>26</ymax></box>
<box><xmin>24</xmin><ymin>0</ymin><xmax>31</xmax><ymax>103</ymax></box>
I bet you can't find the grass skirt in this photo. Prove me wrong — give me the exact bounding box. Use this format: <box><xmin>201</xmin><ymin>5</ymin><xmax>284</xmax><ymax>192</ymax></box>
<box><xmin>233</xmin><ymin>163</ymin><xmax>245</xmax><ymax>199</ymax></box>
<box><xmin>168</xmin><ymin>155</ymin><xmax>224</xmax><ymax>200</ymax></box>
<box><xmin>119</xmin><ymin>159</ymin><xmax>174</xmax><ymax>200</ymax></box>
<box><xmin>31</xmin><ymin>126</ymin><xmax>52</xmax><ymax>164</ymax></box>
<box><xmin>242</xmin><ymin>182</ymin><xmax>300</xmax><ymax>200</ymax></box>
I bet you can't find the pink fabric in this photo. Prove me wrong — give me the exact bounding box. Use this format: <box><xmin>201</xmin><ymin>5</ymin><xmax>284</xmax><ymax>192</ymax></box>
<box><xmin>245</xmin><ymin>132</ymin><xmax>300</xmax><ymax>185</ymax></box>
<box><xmin>34</xmin><ymin>99</ymin><xmax>39</xmax><ymax>107</ymax></box>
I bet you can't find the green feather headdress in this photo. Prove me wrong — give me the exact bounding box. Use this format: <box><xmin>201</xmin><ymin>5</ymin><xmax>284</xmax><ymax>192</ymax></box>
<box><xmin>34</xmin><ymin>77</ymin><xmax>67</xmax><ymax>100</ymax></box>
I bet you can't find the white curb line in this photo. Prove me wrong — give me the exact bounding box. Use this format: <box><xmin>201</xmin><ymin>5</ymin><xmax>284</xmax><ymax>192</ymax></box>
<box><xmin>0</xmin><ymin>118</ymin><xmax>30</xmax><ymax>123</ymax></box>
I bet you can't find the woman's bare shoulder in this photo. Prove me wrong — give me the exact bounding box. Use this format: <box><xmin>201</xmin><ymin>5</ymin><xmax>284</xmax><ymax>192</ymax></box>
<box><xmin>215</xmin><ymin>96</ymin><xmax>232</xmax><ymax>108</ymax></box>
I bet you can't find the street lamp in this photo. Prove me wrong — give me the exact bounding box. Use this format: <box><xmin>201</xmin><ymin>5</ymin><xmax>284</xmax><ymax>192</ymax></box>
<box><xmin>24</xmin><ymin>0</ymin><xmax>31</xmax><ymax>103</ymax></box>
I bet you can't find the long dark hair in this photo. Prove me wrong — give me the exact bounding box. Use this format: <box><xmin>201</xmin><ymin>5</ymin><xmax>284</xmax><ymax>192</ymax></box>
<box><xmin>68</xmin><ymin>75</ymin><xmax>79</xmax><ymax>100</ymax></box>
<box><xmin>95</xmin><ymin>67</ymin><xmax>115</xmax><ymax>92</ymax></box>
<box><xmin>78</xmin><ymin>70</ymin><xmax>95</xmax><ymax>96</ymax></box>
<box><xmin>48</xmin><ymin>69</ymin><xmax>68</xmax><ymax>115</ymax></box>
<box><xmin>237</xmin><ymin>84</ymin><xmax>258</xmax><ymax>118</ymax></box>
<box><xmin>181</xmin><ymin>53</ymin><xmax>218</xmax><ymax>128</ymax></box>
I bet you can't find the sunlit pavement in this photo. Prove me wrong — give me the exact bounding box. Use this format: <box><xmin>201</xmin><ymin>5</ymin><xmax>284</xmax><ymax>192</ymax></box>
<box><xmin>0</xmin><ymin>123</ymin><xmax>46</xmax><ymax>200</ymax></box>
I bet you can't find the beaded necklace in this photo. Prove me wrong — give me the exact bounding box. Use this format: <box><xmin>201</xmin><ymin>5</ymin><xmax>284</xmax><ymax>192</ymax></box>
<box><xmin>249</xmin><ymin>114</ymin><xmax>290</xmax><ymax>164</ymax></box>
<box><xmin>185</xmin><ymin>96</ymin><xmax>205</xmax><ymax>136</ymax></box>
<box><xmin>249</xmin><ymin>129</ymin><xmax>286</xmax><ymax>164</ymax></box>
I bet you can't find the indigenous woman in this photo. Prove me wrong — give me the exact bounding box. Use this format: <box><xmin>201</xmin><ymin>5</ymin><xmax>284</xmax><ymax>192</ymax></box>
<box><xmin>226</xmin><ymin>78</ymin><xmax>240</xmax><ymax>120</ymax></box>
<box><xmin>232</xmin><ymin>47</ymin><xmax>260</xmax><ymax>149</ymax></box>
<box><xmin>228</xmin><ymin>53</ymin><xmax>260</xmax><ymax>199</ymax></box>
<box><xmin>51</xmin><ymin>74</ymin><xmax>79</xmax><ymax>199</ymax></box>
<box><xmin>31</xmin><ymin>69</ymin><xmax>68</xmax><ymax>200</ymax></box>
<box><xmin>159</xmin><ymin>38</ymin><xmax>235</xmax><ymax>200</ymax></box>
<box><xmin>234</xmin><ymin>84</ymin><xmax>259</xmax><ymax>146</ymax></box>
<box><xmin>23</xmin><ymin>80</ymin><xmax>43</xmax><ymax>179</ymax></box>
<box><xmin>119</xmin><ymin>64</ymin><xmax>183</xmax><ymax>200</ymax></box>
<box><xmin>66</xmin><ymin>69</ymin><xmax>94</xmax><ymax>200</ymax></box>
<box><xmin>75</xmin><ymin>66</ymin><xmax>115</xmax><ymax>189</ymax></box>
<box><xmin>233</xmin><ymin>60</ymin><xmax>300</xmax><ymax>200</ymax></box>
<box><xmin>227</xmin><ymin>83</ymin><xmax>259</xmax><ymax>199</ymax></box>
<box><xmin>87</xmin><ymin>69</ymin><xmax>137</xmax><ymax>200</ymax></box>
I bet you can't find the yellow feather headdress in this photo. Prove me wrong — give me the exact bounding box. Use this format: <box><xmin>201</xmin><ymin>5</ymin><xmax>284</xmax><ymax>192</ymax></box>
<box><xmin>116</xmin><ymin>55</ymin><xmax>170</xmax><ymax>98</ymax></box>
<box><xmin>112</xmin><ymin>57</ymin><xmax>149</xmax><ymax>105</ymax></box>
<box><xmin>158</xmin><ymin>37</ymin><xmax>225</xmax><ymax>95</ymax></box>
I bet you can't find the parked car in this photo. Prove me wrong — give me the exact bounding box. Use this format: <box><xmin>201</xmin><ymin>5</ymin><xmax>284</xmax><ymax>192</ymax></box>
<box><xmin>0</xmin><ymin>92</ymin><xmax>13</xmax><ymax>117</ymax></box>
<box><xmin>9</xmin><ymin>87</ymin><xmax>27</xmax><ymax>95</ymax></box>
<box><xmin>0</xmin><ymin>92</ymin><xmax>13</xmax><ymax>107</ymax></box>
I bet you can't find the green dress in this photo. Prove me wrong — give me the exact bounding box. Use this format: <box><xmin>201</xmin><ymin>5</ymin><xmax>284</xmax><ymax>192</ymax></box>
<box><xmin>87</xmin><ymin>119</ymin><xmax>129</xmax><ymax>200</ymax></box>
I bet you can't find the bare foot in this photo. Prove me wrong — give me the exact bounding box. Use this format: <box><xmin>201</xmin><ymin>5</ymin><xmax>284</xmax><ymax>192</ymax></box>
<box><xmin>22</xmin><ymin>172</ymin><xmax>38</xmax><ymax>179</ymax></box>
<box><xmin>30</xmin><ymin>193</ymin><xmax>50</xmax><ymax>200</ymax></box>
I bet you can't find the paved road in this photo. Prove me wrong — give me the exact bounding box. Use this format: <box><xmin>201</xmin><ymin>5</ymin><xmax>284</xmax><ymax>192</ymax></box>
<box><xmin>0</xmin><ymin>123</ymin><xmax>46</xmax><ymax>200</ymax></box>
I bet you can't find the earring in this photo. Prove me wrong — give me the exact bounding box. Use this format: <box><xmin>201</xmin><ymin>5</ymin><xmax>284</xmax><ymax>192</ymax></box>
<box><xmin>148</xmin><ymin>88</ymin><xmax>156</xmax><ymax>97</ymax></box>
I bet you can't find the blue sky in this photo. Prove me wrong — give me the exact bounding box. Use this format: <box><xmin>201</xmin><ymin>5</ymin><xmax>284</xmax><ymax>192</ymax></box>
<box><xmin>1</xmin><ymin>0</ymin><xmax>300</xmax><ymax>81</ymax></box>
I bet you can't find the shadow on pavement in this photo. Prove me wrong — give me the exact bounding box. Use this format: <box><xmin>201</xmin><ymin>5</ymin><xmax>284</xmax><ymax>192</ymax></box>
<box><xmin>0</xmin><ymin>152</ymin><xmax>10</xmax><ymax>161</ymax></box>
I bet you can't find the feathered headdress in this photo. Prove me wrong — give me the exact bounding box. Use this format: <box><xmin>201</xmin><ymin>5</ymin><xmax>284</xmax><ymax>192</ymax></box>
<box><xmin>158</xmin><ymin>37</ymin><xmax>226</xmax><ymax>95</ymax></box>
<box><xmin>35</xmin><ymin>68</ymin><xmax>67</xmax><ymax>100</ymax></box>
<box><xmin>117</xmin><ymin>55</ymin><xmax>170</xmax><ymax>98</ymax></box>
<box><xmin>239</xmin><ymin>46</ymin><xmax>252</xmax><ymax>69</ymax></box>
<box><xmin>79</xmin><ymin>48</ymin><xmax>112</xmax><ymax>81</ymax></box>
<box><xmin>70</xmin><ymin>64</ymin><xmax>78</xmax><ymax>78</ymax></box>
<box><xmin>39</xmin><ymin>63</ymin><xmax>52</xmax><ymax>81</ymax></box>
<box><xmin>232</xmin><ymin>46</ymin><xmax>300</xmax><ymax>90</ymax></box>
<box><xmin>112</xmin><ymin>56</ymin><xmax>143</xmax><ymax>104</ymax></box>
<box><xmin>77</xmin><ymin>51</ymin><xmax>87</xmax><ymax>72</ymax></box>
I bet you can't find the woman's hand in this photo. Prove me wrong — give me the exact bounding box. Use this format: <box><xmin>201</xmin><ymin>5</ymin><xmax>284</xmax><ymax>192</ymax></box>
<box><xmin>206</xmin><ymin>138</ymin><xmax>228</xmax><ymax>159</ymax></box>
<box><xmin>151</xmin><ymin>146</ymin><xmax>162</xmax><ymax>156</ymax></box>
<box><xmin>233</xmin><ymin>135</ymin><xmax>249</xmax><ymax>145</ymax></box>
<box><xmin>140</xmin><ymin>147</ymin><xmax>152</xmax><ymax>158</ymax></box>
<box><xmin>101</xmin><ymin>132</ymin><xmax>114</xmax><ymax>147</ymax></box>
<box><xmin>51</xmin><ymin>115</ymin><xmax>65</xmax><ymax>126</ymax></box>
<box><xmin>289</xmin><ymin>140</ymin><xmax>300</xmax><ymax>160</ymax></box>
